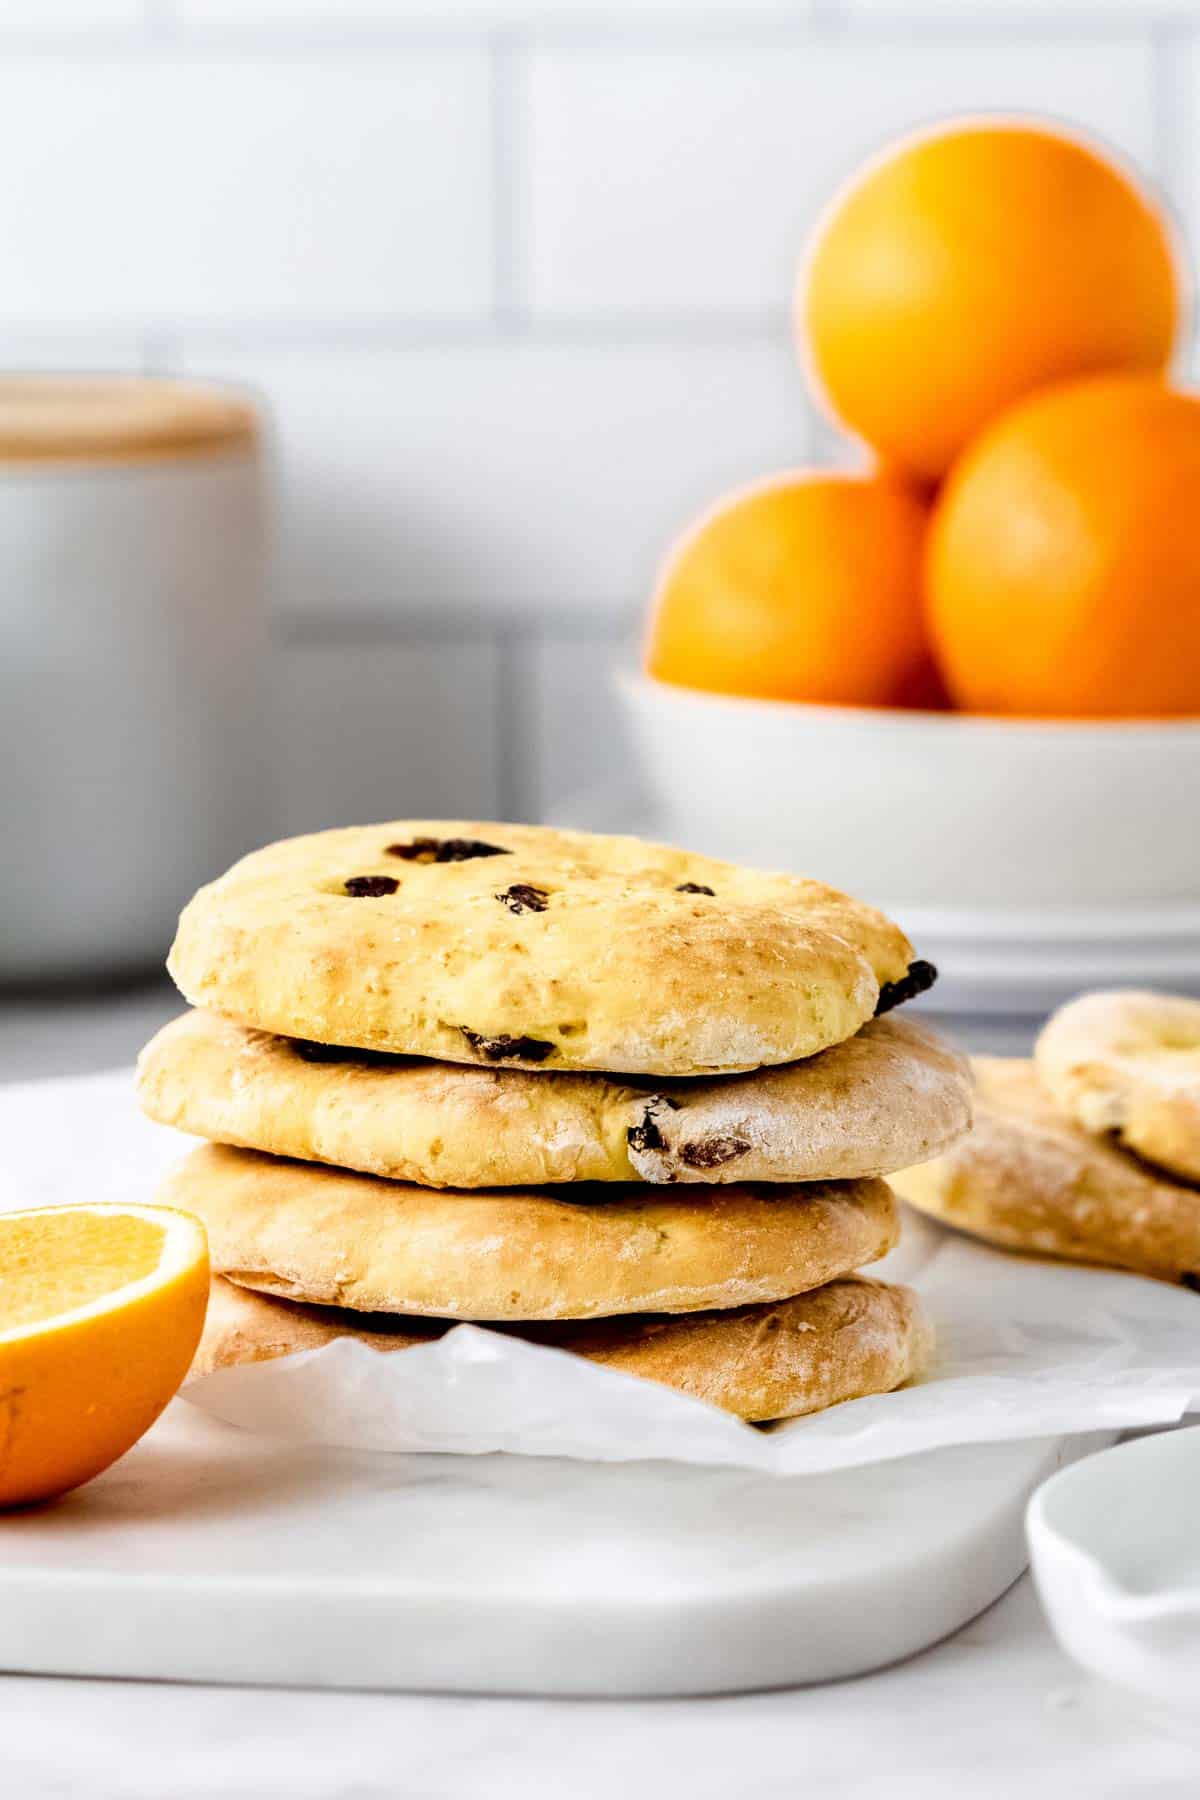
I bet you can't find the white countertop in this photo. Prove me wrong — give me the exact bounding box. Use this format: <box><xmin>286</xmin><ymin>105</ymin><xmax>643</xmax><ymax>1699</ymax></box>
<box><xmin>0</xmin><ymin>989</ymin><xmax>1191</xmax><ymax>1796</ymax></box>
<box><xmin>1</xmin><ymin>1578</ymin><xmax>1194</xmax><ymax>1800</ymax></box>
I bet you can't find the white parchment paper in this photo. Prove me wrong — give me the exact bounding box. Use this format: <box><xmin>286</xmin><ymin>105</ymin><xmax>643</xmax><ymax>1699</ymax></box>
<box><xmin>6</xmin><ymin>1067</ymin><xmax>1200</xmax><ymax>1475</ymax></box>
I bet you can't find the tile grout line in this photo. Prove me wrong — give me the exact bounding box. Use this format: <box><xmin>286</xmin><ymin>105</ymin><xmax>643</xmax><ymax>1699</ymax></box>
<box><xmin>489</xmin><ymin>30</ymin><xmax>528</xmax><ymax>330</ymax></box>
<box><xmin>0</xmin><ymin>314</ymin><xmax>792</xmax><ymax>354</ymax></box>
<box><xmin>139</xmin><ymin>331</ymin><xmax>174</xmax><ymax>375</ymax></box>
<box><xmin>815</xmin><ymin>11</ymin><xmax>1200</xmax><ymax>47</ymax></box>
<box><xmin>810</xmin><ymin>0</ymin><xmax>847</xmax><ymax>38</ymax></box>
<box><xmin>1148</xmin><ymin>16</ymin><xmax>1198</xmax><ymax>375</ymax></box>
<box><xmin>492</xmin><ymin>624</ymin><xmax>529</xmax><ymax>821</ymax></box>
<box><xmin>141</xmin><ymin>0</ymin><xmax>175</xmax><ymax>44</ymax></box>
<box><xmin>1150</xmin><ymin>17</ymin><xmax>1182</xmax><ymax>184</ymax></box>
<box><xmin>278</xmin><ymin>608</ymin><xmax>637</xmax><ymax>649</ymax></box>
<box><xmin>0</xmin><ymin>14</ymin><xmax>1183</xmax><ymax>58</ymax></box>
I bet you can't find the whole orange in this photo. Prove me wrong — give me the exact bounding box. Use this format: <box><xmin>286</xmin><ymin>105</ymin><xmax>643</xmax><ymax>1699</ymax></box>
<box><xmin>927</xmin><ymin>375</ymin><xmax>1200</xmax><ymax>718</ymax></box>
<box><xmin>645</xmin><ymin>472</ymin><xmax>930</xmax><ymax>706</ymax></box>
<box><xmin>801</xmin><ymin>123</ymin><xmax>1183</xmax><ymax>484</ymax></box>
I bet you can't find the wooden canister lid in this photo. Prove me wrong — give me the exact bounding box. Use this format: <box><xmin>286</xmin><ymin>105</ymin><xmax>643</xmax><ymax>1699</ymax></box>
<box><xmin>0</xmin><ymin>376</ymin><xmax>259</xmax><ymax>464</ymax></box>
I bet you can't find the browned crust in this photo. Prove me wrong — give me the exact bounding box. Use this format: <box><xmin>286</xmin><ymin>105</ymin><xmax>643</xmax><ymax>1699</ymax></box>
<box><xmin>163</xmin><ymin>1142</ymin><xmax>899</xmax><ymax>1321</ymax></box>
<box><xmin>166</xmin><ymin>820</ymin><xmax>913</xmax><ymax>1076</ymax></box>
<box><xmin>191</xmin><ymin>1275</ymin><xmax>932</xmax><ymax>1424</ymax></box>
<box><xmin>1036</xmin><ymin>990</ymin><xmax>1200</xmax><ymax>1184</ymax></box>
<box><xmin>137</xmin><ymin>1009</ymin><xmax>971</xmax><ymax>1188</ymax></box>
<box><xmin>892</xmin><ymin>1056</ymin><xmax>1200</xmax><ymax>1287</ymax></box>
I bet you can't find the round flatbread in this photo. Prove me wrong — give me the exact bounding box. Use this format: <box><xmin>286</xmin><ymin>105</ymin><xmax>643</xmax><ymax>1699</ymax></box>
<box><xmin>138</xmin><ymin>1009</ymin><xmax>971</xmax><ymax>1188</ymax></box>
<box><xmin>166</xmin><ymin>820</ymin><xmax>923</xmax><ymax>1076</ymax></box>
<box><xmin>163</xmin><ymin>1143</ymin><xmax>899</xmax><ymax>1320</ymax></box>
<box><xmin>1036</xmin><ymin>990</ymin><xmax>1200</xmax><ymax>1183</ymax></box>
<box><xmin>191</xmin><ymin>1275</ymin><xmax>932</xmax><ymax>1424</ymax></box>
<box><xmin>891</xmin><ymin>1057</ymin><xmax>1200</xmax><ymax>1288</ymax></box>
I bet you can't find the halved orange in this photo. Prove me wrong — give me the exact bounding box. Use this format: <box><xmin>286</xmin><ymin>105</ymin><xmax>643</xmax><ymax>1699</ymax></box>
<box><xmin>0</xmin><ymin>1204</ymin><xmax>209</xmax><ymax>1508</ymax></box>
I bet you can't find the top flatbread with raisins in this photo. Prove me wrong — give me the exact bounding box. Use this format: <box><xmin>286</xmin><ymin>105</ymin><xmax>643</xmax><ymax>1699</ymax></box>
<box><xmin>167</xmin><ymin>821</ymin><xmax>926</xmax><ymax>1076</ymax></box>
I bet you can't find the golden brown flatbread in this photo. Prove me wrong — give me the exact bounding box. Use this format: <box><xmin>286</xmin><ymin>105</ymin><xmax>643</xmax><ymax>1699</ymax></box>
<box><xmin>138</xmin><ymin>1009</ymin><xmax>969</xmax><ymax>1187</ymax></box>
<box><xmin>164</xmin><ymin>1142</ymin><xmax>899</xmax><ymax>1320</ymax></box>
<box><xmin>167</xmin><ymin>819</ymin><xmax>921</xmax><ymax>1076</ymax></box>
<box><xmin>892</xmin><ymin>1056</ymin><xmax>1200</xmax><ymax>1287</ymax></box>
<box><xmin>192</xmin><ymin>1274</ymin><xmax>932</xmax><ymax>1424</ymax></box>
<box><xmin>1036</xmin><ymin>989</ymin><xmax>1200</xmax><ymax>1183</ymax></box>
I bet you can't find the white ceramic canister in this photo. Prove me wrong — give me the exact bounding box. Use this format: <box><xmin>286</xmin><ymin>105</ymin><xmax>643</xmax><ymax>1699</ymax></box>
<box><xmin>0</xmin><ymin>376</ymin><xmax>268</xmax><ymax>982</ymax></box>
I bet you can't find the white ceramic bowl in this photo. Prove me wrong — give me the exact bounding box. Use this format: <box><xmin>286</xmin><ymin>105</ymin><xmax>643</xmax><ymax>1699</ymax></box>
<box><xmin>1027</xmin><ymin>1428</ymin><xmax>1200</xmax><ymax>1718</ymax></box>
<box><xmin>617</xmin><ymin>671</ymin><xmax>1200</xmax><ymax>1010</ymax></box>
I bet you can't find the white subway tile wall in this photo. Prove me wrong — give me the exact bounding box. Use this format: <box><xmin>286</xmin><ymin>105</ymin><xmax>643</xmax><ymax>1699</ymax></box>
<box><xmin>526</xmin><ymin>40</ymin><xmax>1157</xmax><ymax>318</ymax></box>
<box><xmin>0</xmin><ymin>1</ymin><xmax>143</xmax><ymax>28</ymax></box>
<box><xmin>0</xmin><ymin>337</ymin><xmax>150</xmax><ymax>370</ymax></box>
<box><xmin>4</xmin><ymin>3</ymin><xmax>1187</xmax><ymax>829</ymax></box>
<box><xmin>521</xmin><ymin>627</ymin><xmax>642</xmax><ymax>824</ymax></box>
<box><xmin>0</xmin><ymin>55</ymin><xmax>493</xmax><ymax>327</ymax></box>
<box><xmin>177</xmin><ymin>340</ymin><xmax>811</xmax><ymax>625</ymax></box>
<box><xmin>272</xmin><ymin>639</ymin><xmax>502</xmax><ymax>833</ymax></box>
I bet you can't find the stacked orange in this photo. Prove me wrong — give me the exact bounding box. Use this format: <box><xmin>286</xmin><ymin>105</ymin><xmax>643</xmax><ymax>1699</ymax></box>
<box><xmin>646</xmin><ymin>121</ymin><xmax>1200</xmax><ymax>720</ymax></box>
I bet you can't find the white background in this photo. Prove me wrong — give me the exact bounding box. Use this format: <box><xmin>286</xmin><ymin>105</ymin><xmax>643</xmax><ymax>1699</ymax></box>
<box><xmin>5</xmin><ymin>0</ymin><xmax>1195</xmax><ymax>826</ymax></box>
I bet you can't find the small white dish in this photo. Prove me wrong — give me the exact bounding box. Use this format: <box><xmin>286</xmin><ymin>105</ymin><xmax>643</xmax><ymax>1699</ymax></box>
<box><xmin>1028</xmin><ymin>1427</ymin><xmax>1200</xmax><ymax>1717</ymax></box>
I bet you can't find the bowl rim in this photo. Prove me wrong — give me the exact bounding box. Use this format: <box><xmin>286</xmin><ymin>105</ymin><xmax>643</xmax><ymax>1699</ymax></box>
<box><xmin>620</xmin><ymin>668</ymin><xmax>1200</xmax><ymax>742</ymax></box>
<box><xmin>1027</xmin><ymin>1429</ymin><xmax>1200</xmax><ymax>1624</ymax></box>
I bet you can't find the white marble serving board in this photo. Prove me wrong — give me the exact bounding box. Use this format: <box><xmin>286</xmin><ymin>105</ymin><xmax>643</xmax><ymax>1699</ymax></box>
<box><xmin>0</xmin><ymin>1403</ymin><xmax>1100</xmax><ymax>1696</ymax></box>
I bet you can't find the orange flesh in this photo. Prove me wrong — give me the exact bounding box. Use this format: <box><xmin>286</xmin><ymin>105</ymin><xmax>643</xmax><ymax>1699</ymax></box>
<box><xmin>1</xmin><ymin>1212</ymin><xmax>165</xmax><ymax>1331</ymax></box>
